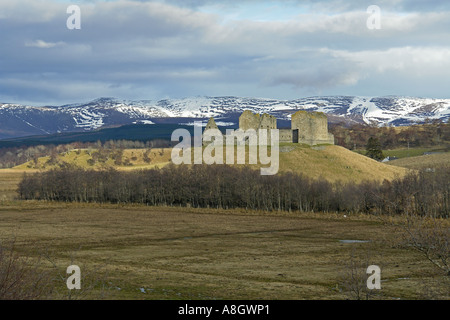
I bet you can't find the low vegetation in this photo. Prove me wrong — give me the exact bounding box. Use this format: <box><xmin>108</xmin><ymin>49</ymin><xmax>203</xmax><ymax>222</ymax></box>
<box><xmin>13</xmin><ymin>148</ymin><xmax>171</xmax><ymax>171</ymax></box>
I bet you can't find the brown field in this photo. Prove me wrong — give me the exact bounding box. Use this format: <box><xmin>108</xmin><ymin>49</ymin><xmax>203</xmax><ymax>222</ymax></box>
<box><xmin>0</xmin><ymin>169</ymin><xmax>447</xmax><ymax>300</ymax></box>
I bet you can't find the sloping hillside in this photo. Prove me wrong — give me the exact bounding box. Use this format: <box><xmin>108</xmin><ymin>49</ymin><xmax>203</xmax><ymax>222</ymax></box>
<box><xmin>277</xmin><ymin>144</ymin><xmax>410</xmax><ymax>183</ymax></box>
<box><xmin>13</xmin><ymin>144</ymin><xmax>409</xmax><ymax>183</ymax></box>
<box><xmin>13</xmin><ymin>148</ymin><xmax>171</xmax><ymax>171</ymax></box>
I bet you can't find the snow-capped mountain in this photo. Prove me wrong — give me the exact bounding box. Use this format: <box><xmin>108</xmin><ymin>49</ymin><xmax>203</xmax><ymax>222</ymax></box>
<box><xmin>1</xmin><ymin>96</ymin><xmax>449</xmax><ymax>139</ymax></box>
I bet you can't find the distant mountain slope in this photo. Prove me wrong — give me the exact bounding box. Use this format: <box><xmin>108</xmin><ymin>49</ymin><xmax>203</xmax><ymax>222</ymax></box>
<box><xmin>1</xmin><ymin>96</ymin><xmax>449</xmax><ymax>139</ymax></box>
<box><xmin>0</xmin><ymin>124</ymin><xmax>189</xmax><ymax>148</ymax></box>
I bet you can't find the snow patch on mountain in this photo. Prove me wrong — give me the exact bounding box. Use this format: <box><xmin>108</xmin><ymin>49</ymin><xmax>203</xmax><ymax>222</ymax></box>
<box><xmin>180</xmin><ymin>121</ymin><xmax>235</xmax><ymax>127</ymax></box>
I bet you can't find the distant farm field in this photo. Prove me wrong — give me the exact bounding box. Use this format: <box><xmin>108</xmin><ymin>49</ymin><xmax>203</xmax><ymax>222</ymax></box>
<box><xmin>0</xmin><ymin>169</ymin><xmax>32</xmax><ymax>201</ymax></box>
<box><xmin>387</xmin><ymin>152</ymin><xmax>450</xmax><ymax>170</ymax></box>
<box><xmin>353</xmin><ymin>145</ymin><xmax>449</xmax><ymax>160</ymax></box>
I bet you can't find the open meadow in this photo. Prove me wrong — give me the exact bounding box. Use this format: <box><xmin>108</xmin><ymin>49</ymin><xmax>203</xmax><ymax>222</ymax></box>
<box><xmin>0</xmin><ymin>169</ymin><xmax>447</xmax><ymax>300</ymax></box>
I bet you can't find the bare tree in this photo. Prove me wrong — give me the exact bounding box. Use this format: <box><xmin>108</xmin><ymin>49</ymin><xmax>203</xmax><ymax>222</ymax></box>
<box><xmin>338</xmin><ymin>249</ymin><xmax>381</xmax><ymax>300</ymax></box>
<box><xmin>396</xmin><ymin>215</ymin><xmax>449</xmax><ymax>276</ymax></box>
<box><xmin>0</xmin><ymin>238</ymin><xmax>54</xmax><ymax>300</ymax></box>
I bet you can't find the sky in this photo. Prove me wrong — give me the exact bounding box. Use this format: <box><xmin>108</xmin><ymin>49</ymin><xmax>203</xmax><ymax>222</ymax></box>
<box><xmin>1</xmin><ymin>0</ymin><xmax>450</xmax><ymax>106</ymax></box>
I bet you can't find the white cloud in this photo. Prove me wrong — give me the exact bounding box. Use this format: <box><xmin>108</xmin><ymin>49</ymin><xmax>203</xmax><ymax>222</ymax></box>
<box><xmin>331</xmin><ymin>46</ymin><xmax>450</xmax><ymax>74</ymax></box>
<box><xmin>25</xmin><ymin>40</ymin><xmax>66</xmax><ymax>48</ymax></box>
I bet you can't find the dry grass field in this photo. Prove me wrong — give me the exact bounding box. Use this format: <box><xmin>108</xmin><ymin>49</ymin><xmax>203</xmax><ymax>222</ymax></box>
<box><xmin>277</xmin><ymin>144</ymin><xmax>410</xmax><ymax>183</ymax></box>
<box><xmin>387</xmin><ymin>152</ymin><xmax>450</xmax><ymax>170</ymax></box>
<box><xmin>0</xmin><ymin>168</ymin><xmax>35</xmax><ymax>201</ymax></box>
<box><xmin>0</xmin><ymin>202</ymin><xmax>446</xmax><ymax>300</ymax></box>
<box><xmin>13</xmin><ymin>148</ymin><xmax>172</xmax><ymax>171</ymax></box>
<box><xmin>0</xmin><ymin>169</ymin><xmax>447</xmax><ymax>300</ymax></box>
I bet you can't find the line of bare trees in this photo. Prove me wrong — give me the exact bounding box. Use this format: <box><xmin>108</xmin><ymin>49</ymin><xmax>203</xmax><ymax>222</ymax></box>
<box><xmin>17</xmin><ymin>164</ymin><xmax>449</xmax><ymax>217</ymax></box>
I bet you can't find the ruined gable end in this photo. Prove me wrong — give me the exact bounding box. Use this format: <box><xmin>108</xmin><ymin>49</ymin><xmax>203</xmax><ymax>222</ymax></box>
<box><xmin>259</xmin><ymin>113</ymin><xmax>277</xmax><ymax>130</ymax></box>
<box><xmin>204</xmin><ymin>117</ymin><xmax>218</xmax><ymax>131</ymax></box>
<box><xmin>239</xmin><ymin>110</ymin><xmax>260</xmax><ymax>131</ymax></box>
<box><xmin>202</xmin><ymin>117</ymin><xmax>222</xmax><ymax>146</ymax></box>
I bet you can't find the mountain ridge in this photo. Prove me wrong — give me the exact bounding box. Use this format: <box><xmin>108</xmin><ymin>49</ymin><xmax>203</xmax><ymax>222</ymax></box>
<box><xmin>1</xmin><ymin>95</ymin><xmax>449</xmax><ymax>139</ymax></box>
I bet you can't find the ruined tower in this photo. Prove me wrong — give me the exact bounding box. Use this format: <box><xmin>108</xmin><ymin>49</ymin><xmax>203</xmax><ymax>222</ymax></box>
<box><xmin>291</xmin><ymin>111</ymin><xmax>334</xmax><ymax>145</ymax></box>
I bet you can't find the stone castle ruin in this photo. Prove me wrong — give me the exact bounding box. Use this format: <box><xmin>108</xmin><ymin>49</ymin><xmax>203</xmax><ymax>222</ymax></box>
<box><xmin>203</xmin><ymin>110</ymin><xmax>334</xmax><ymax>146</ymax></box>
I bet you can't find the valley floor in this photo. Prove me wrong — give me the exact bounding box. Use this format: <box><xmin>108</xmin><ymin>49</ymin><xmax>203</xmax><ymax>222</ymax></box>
<box><xmin>0</xmin><ymin>200</ymin><xmax>447</xmax><ymax>300</ymax></box>
<box><xmin>0</xmin><ymin>164</ymin><xmax>447</xmax><ymax>300</ymax></box>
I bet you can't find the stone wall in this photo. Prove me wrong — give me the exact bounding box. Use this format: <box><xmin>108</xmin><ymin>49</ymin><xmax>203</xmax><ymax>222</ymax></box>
<box><xmin>239</xmin><ymin>111</ymin><xmax>277</xmax><ymax>131</ymax></box>
<box><xmin>291</xmin><ymin>111</ymin><xmax>334</xmax><ymax>145</ymax></box>
<box><xmin>259</xmin><ymin>113</ymin><xmax>277</xmax><ymax>130</ymax></box>
<box><xmin>279</xmin><ymin>129</ymin><xmax>293</xmax><ymax>143</ymax></box>
<box><xmin>204</xmin><ymin>117</ymin><xmax>218</xmax><ymax>131</ymax></box>
<box><xmin>238</xmin><ymin>111</ymin><xmax>277</xmax><ymax>145</ymax></box>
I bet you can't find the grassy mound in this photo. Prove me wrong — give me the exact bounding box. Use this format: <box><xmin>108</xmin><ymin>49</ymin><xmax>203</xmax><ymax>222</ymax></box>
<box><xmin>12</xmin><ymin>143</ymin><xmax>410</xmax><ymax>184</ymax></box>
<box><xmin>277</xmin><ymin>144</ymin><xmax>409</xmax><ymax>183</ymax></box>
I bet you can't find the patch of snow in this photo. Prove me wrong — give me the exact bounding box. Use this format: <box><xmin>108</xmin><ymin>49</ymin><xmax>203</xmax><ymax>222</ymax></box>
<box><xmin>132</xmin><ymin>120</ymin><xmax>155</xmax><ymax>125</ymax></box>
